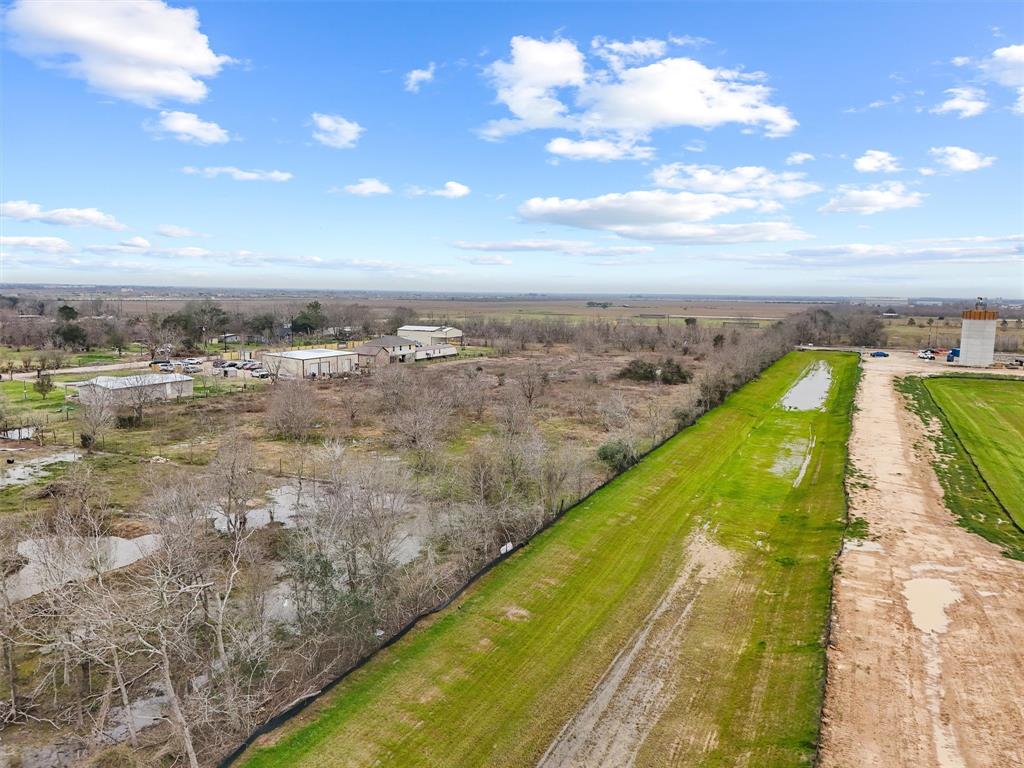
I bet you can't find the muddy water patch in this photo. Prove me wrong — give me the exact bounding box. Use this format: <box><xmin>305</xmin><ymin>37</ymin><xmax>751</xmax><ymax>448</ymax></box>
<box><xmin>0</xmin><ymin>451</ymin><xmax>79</xmax><ymax>488</ymax></box>
<box><xmin>903</xmin><ymin>577</ymin><xmax>960</xmax><ymax>634</ymax></box>
<box><xmin>780</xmin><ymin>361</ymin><xmax>832</xmax><ymax>411</ymax></box>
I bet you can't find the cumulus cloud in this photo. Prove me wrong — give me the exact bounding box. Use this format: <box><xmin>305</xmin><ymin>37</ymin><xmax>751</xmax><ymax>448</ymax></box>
<box><xmin>311</xmin><ymin>113</ymin><xmax>364</xmax><ymax>149</ymax></box>
<box><xmin>651</xmin><ymin>163</ymin><xmax>821</xmax><ymax>199</ymax></box>
<box><xmin>405</xmin><ymin>62</ymin><xmax>436</xmax><ymax>93</ymax></box>
<box><xmin>480</xmin><ymin>35</ymin><xmax>796</xmax><ymax>155</ymax></box>
<box><xmin>931</xmin><ymin>86</ymin><xmax>989</xmax><ymax>118</ymax></box>
<box><xmin>546</xmin><ymin>137</ymin><xmax>653</xmax><ymax>161</ymax></box>
<box><xmin>344</xmin><ymin>178</ymin><xmax>392</xmax><ymax>196</ymax></box>
<box><xmin>0</xmin><ymin>235</ymin><xmax>74</xmax><ymax>254</ymax></box>
<box><xmin>517</xmin><ymin>189</ymin><xmax>808</xmax><ymax>244</ymax></box>
<box><xmin>1</xmin><ymin>200</ymin><xmax>125</xmax><ymax>229</ymax></box>
<box><xmin>748</xmin><ymin>235</ymin><xmax>1024</xmax><ymax>266</ymax></box>
<box><xmin>853</xmin><ymin>149</ymin><xmax>902</xmax><ymax>173</ymax></box>
<box><xmin>428</xmin><ymin>181</ymin><xmax>471</xmax><ymax>198</ymax></box>
<box><xmin>5</xmin><ymin>0</ymin><xmax>231</xmax><ymax>107</ymax></box>
<box><xmin>978</xmin><ymin>44</ymin><xmax>1024</xmax><ymax>112</ymax></box>
<box><xmin>182</xmin><ymin>166</ymin><xmax>292</xmax><ymax>182</ymax></box>
<box><xmin>819</xmin><ymin>182</ymin><xmax>924</xmax><ymax>215</ymax></box>
<box><xmin>458</xmin><ymin>254</ymin><xmax>513</xmax><ymax>265</ymax></box>
<box><xmin>928</xmin><ymin>146</ymin><xmax>996</xmax><ymax>172</ymax></box>
<box><xmin>156</xmin><ymin>224</ymin><xmax>202</xmax><ymax>238</ymax></box>
<box><xmin>152</xmin><ymin>110</ymin><xmax>229</xmax><ymax>144</ymax></box>
<box><xmin>785</xmin><ymin>152</ymin><xmax>814</xmax><ymax>165</ymax></box>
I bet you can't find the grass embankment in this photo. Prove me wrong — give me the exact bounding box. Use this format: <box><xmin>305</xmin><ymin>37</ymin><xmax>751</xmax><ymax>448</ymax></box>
<box><xmin>238</xmin><ymin>351</ymin><xmax>859</xmax><ymax>768</ymax></box>
<box><xmin>897</xmin><ymin>376</ymin><xmax>1024</xmax><ymax>560</ymax></box>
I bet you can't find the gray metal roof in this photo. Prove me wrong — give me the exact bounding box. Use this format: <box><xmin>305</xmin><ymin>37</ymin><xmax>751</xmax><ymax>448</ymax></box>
<box><xmin>262</xmin><ymin>348</ymin><xmax>355</xmax><ymax>360</ymax></box>
<box><xmin>82</xmin><ymin>373</ymin><xmax>192</xmax><ymax>390</ymax></box>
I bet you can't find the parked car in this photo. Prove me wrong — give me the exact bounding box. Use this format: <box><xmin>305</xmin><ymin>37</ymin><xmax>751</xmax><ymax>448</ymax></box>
<box><xmin>211</xmin><ymin>359</ymin><xmax>226</xmax><ymax>368</ymax></box>
<box><xmin>917</xmin><ymin>351</ymin><xmax>935</xmax><ymax>360</ymax></box>
<box><xmin>869</xmin><ymin>351</ymin><xmax>889</xmax><ymax>358</ymax></box>
<box><xmin>183</xmin><ymin>357</ymin><xmax>201</xmax><ymax>366</ymax></box>
<box><xmin>149</xmin><ymin>359</ymin><xmax>171</xmax><ymax>370</ymax></box>
<box><xmin>222</xmin><ymin>361</ymin><xmax>240</xmax><ymax>368</ymax></box>
<box><xmin>241</xmin><ymin>361</ymin><xmax>260</xmax><ymax>370</ymax></box>
<box><xmin>183</xmin><ymin>364</ymin><xmax>202</xmax><ymax>374</ymax></box>
<box><xmin>157</xmin><ymin>363</ymin><xmax>175</xmax><ymax>373</ymax></box>
<box><xmin>251</xmin><ymin>368</ymin><xmax>270</xmax><ymax>379</ymax></box>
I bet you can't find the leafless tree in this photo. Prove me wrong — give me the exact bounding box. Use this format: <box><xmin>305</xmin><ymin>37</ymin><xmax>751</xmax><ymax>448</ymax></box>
<box><xmin>117</xmin><ymin>375</ymin><xmax>161</xmax><ymax>426</ymax></box>
<box><xmin>77</xmin><ymin>387</ymin><xmax>116</xmax><ymax>451</ymax></box>
<box><xmin>517</xmin><ymin>363</ymin><xmax>549</xmax><ymax>408</ymax></box>
<box><xmin>265</xmin><ymin>379</ymin><xmax>320</xmax><ymax>440</ymax></box>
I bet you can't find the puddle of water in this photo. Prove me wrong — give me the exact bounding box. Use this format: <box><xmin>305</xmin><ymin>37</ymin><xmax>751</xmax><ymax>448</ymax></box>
<box><xmin>780</xmin><ymin>361</ymin><xmax>832</xmax><ymax>411</ymax></box>
<box><xmin>903</xmin><ymin>577</ymin><xmax>961</xmax><ymax>634</ymax></box>
<box><xmin>6</xmin><ymin>534</ymin><xmax>162</xmax><ymax>603</ymax></box>
<box><xmin>103</xmin><ymin>692</ymin><xmax>167</xmax><ymax>743</ymax></box>
<box><xmin>770</xmin><ymin>439</ymin><xmax>807</xmax><ymax>477</ymax></box>
<box><xmin>211</xmin><ymin>484</ymin><xmax>308</xmax><ymax>532</ymax></box>
<box><xmin>1</xmin><ymin>426</ymin><xmax>38</xmax><ymax>441</ymax></box>
<box><xmin>0</xmin><ymin>451</ymin><xmax>79</xmax><ymax>488</ymax></box>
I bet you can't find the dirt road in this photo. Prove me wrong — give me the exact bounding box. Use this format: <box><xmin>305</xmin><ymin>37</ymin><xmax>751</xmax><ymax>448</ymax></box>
<box><xmin>820</xmin><ymin>357</ymin><xmax>1024</xmax><ymax>767</ymax></box>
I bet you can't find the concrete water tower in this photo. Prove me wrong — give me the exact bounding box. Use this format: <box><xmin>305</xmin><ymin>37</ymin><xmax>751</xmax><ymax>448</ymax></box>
<box><xmin>958</xmin><ymin>298</ymin><xmax>997</xmax><ymax>367</ymax></box>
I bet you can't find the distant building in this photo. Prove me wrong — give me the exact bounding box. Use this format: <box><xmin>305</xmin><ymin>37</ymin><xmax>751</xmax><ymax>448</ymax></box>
<box><xmin>353</xmin><ymin>335</ymin><xmax>418</xmax><ymax>369</ymax></box>
<box><xmin>957</xmin><ymin>309</ymin><xmax>997</xmax><ymax>367</ymax></box>
<box><xmin>259</xmin><ymin>348</ymin><xmax>356</xmax><ymax>377</ymax></box>
<box><xmin>397</xmin><ymin>325</ymin><xmax>463</xmax><ymax>347</ymax></box>
<box><xmin>414</xmin><ymin>343</ymin><xmax>459</xmax><ymax>361</ymax></box>
<box><xmin>76</xmin><ymin>373</ymin><xmax>193</xmax><ymax>404</ymax></box>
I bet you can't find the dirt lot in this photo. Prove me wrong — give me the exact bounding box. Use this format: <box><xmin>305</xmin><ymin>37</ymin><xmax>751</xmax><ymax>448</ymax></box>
<box><xmin>820</xmin><ymin>356</ymin><xmax>1024</xmax><ymax>767</ymax></box>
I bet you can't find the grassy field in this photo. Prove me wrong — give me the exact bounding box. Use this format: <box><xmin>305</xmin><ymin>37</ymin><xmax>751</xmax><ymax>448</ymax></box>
<box><xmin>897</xmin><ymin>376</ymin><xmax>1024</xmax><ymax>560</ymax></box>
<box><xmin>925</xmin><ymin>377</ymin><xmax>1024</xmax><ymax>529</ymax></box>
<box><xmin>238</xmin><ymin>351</ymin><xmax>859</xmax><ymax>768</ymax></box>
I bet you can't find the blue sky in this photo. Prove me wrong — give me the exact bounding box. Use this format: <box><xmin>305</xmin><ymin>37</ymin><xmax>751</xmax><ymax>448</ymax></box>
<box><xmin>1</xmin><ymin>0</ymin><xmax>1022</xmax><ymax>297</ymax></box>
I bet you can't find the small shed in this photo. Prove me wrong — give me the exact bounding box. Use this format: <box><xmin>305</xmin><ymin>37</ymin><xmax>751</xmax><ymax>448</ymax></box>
<box><xmin>397</xmin><ymin>325</ymin><xmax>463</xmax><ymax>347</ymax></box>
<box><xmin>259</xmin><ymin>348</ymin><xmax>356</xmax><ymax>377</ymax></box>
<box><xmin>414</xmin><ymin>344</ymin><xmax>458</xmax><ymax>361</ymax></box>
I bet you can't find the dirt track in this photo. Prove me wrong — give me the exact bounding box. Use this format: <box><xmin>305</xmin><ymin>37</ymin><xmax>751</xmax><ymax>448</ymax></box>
<box><xmin>820</xmin><ymin>356</ymin><xmax>1024</xmax><ymax>767</ymax></box>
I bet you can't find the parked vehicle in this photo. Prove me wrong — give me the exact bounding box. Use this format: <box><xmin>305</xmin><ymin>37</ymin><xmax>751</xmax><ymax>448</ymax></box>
<box><xmin>241</xmin><ymin>361</ymin><xmax>260</xmax><ymax>370</ymax></box>
<box><xmin>157</xmin><ymin>363</ymin><xmax>175</xmax><ymax>372</ymax></box>
<box><xmin>222</xmin><ymin>361</ymin><xmax>241</xmax><ymax>368</ymax></box>
<box><xmin>183</xmin><ymin>357</ymin><xmax>201</xmax><ymax>366</ymax></box>
<box><xmin>211</xmin><ymin>359</ymin><xmax>226</xmax><ymax>368</ymax></box>
<box><xmin>917</xmin><ymin>351</ymin><xmax>935</xmax><ymax>360</ymax></box>
<box><xmin>869</xmin><ymin>351</ymin><xmax>889</xmax><ymax>358</ymax></box>
<box><xmin>251</xmin><ymin>368</ymin><xmax>270</xmax><ymax>379</ymax></box>
<box><xmin>149</xmin><ymin>359</ymin><xmax>171</xmax><ymax>370</ymax></box>
<box><xmin>183</xmin><ymin>364</ymin><xmax>202</xmax><ymax>373</ymax></box>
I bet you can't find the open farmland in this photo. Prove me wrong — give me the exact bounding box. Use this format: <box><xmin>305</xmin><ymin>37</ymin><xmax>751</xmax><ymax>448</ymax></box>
<box><xmin>238</xmin><ymin>351</ymin><xmax>858</xmax><ymax>768</ymax></box>
<box><xmin>924</xmin><ymin>377</ymin><xmax>1024</xmax><ymax>529</ymax></box>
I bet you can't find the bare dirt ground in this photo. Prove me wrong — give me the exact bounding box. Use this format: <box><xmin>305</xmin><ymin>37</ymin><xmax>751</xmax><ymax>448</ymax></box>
<box><xmin>536</xmin><ymin>529</ymin><xmax>734</xmax><ymax>768</ymax></box>
<box><xmin>820</xmin><ymin>355</ymin><xmax>1024</xmax><ymax>768</ymax></box>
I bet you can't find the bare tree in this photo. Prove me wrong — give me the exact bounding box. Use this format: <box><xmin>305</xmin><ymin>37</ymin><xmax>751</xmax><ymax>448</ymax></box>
<box><xmin>116</xmin><ymin>375</ymin><xmax>160</xmax><ymax>426</ymax></box>
<box><xmin>77</xmin><ymin>386</ymin><xmax>116</xmax><ymax>451</ymax></box>
<box><xmin>516</xmin><ymin>364</ymin><xmax>549</xmax><ymax>408</ymax></box>
<box><xmin>265</xmin><ymin>380</ymin><xmax>320</xmax><ymax>440</ymax></box>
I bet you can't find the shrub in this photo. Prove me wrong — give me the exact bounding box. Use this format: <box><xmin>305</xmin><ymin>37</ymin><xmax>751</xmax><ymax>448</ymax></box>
<box><xmin>597</xmin><ymin>439</ymin><xmax>638</xmax><ymax>474</ymax></box>
<box><xmin>617</xmin><ymin>359</ymin><xmax>658</xmax><ymax>382</ymax></box>
<box><xmin>618</xmin><ymin>357</ymin><xmax>691</xmax><ymax>385</ymax></box>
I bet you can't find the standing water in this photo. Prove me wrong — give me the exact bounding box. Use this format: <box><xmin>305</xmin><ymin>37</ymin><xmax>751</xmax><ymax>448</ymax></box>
<box><xmin>779</xmin><ymin>361</ymin><xmax>833</xmax><ymax>411</ymax></box>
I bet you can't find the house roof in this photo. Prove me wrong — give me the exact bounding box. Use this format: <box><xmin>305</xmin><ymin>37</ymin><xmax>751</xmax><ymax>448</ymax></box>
<box><xmin>353</xmin><ymin>344</ymin><xmax>391</xmax><ymax>356</ymax></box>
<box><xmin>360</xmin><ymin>335</ymin><xmax>416</xmax><ymax>348</ymax></box>
<box><xmin>263</xmin><ymin>348</ymin><xmax>355</xmax><ymax>360</ymax></box>
<box><xmin>82</xmin><ymin>373</ymin><xmax>192</xmax><ymax>390</ymax></box>
<box><xmin>398</xmin><ymin>325</ymin><xmax>461</xmax><ymax>333</ymax></box>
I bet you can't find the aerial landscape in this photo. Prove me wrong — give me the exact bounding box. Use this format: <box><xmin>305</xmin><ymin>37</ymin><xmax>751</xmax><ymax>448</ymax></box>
<box><xmin>0</xmin><ymin>2</ymin><xmax>1022</xmax><ymax>767</ymax></box>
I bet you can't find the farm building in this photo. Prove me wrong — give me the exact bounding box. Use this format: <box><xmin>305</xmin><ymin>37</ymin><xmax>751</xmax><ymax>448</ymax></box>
<box><xmin>76</xmin><ymin>373</ymin><xmax>193</xmax><ymax>404</ymax></box>
<box><xmin>353</xmin><ymin>336</ymin><xmax>418</xmax><ymax>370</ymax></box>
<box><xmin>414</xmin><ymin>344</ymin><xmax>458</xmax><ymax>361</ymax></box>
<box><xmin>957</xmin><ymin>309</ymin><xmax>997</xmax><ymax>367</ymax></box>
<box><xmin>397</xmin><ymin>325</ymin><xmax>463</xmax><ymax>346</ymax></box>
<box><xmin>259</xmin><ymin>348</ymin><xmax>356</xmax><ymax>377</ymax></box>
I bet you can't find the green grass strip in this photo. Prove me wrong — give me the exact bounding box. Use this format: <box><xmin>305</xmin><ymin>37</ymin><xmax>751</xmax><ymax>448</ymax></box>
<box><xmin>239</xmin><ymin>352</ymin><xmax>859</xmax><ymax>768</ymax></box>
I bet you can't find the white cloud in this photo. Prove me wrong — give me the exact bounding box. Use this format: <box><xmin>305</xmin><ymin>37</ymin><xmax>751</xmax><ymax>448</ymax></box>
<box><xmin>951</xmin><ymin>56</ymin><xmax>971</xmax><ymax>67</ymax></box>
<box><xmin>1</xmin><ymin>200</ymin><xmax>125</xmax><ymax>229</ymax></box>
<box><xmin>344</xmin><ymin>178</ymin><xmax>392</xmax><ymax>196</ymax></box>
<box><xmin>429</xmin><ymin>181</ymin><xmax>471</xmax><ymax>198</ymax></box>
<box><xmin>5</xmin><ymin>0</ymin><xmax>231</xmax><ymax>107</ymax></box>
<box><xmin>0</xmin><ymin>235</ymin><xmax>74</xmax><ymax>254</ymax></box>
<box><xmin>546</xmin><ymin>137</ymin><xmax>653</xmax><ymax>161</ymax></box>
<box><xmin>853</xmin><ymin>149</ymin><xmax>902</xmax><ymax>173</ymax></box>
<box><xmin>156</xmin><ymin>224</ymin><xmax>202</xmax><ymax>237</ymax></box>
<box><xmin>480</xmin><ymin>35</ymin><xmax>796</xmax><ymax>153</ymax></box>
<box><xmin>773</xmin><ymin>236</ymin><xmax>1023</xmax><ymax>266</ymax></box>
<box><xmin>785</xmin><ymin>152</ymin><xmax>814</xmax><ymax>165</ymax></box>
<box><xmin>458</xmin><ymin>254</ymin><xmax>513</xmax><ymax>265</ymax></box>
<box><xmin>819</xmin><ymin>182</ymin><xmax>924</xmax><ymax>215</ymax></box>
<box><xmin>86</xmin><ymin>236</ymin><xmax>153</xmax><ymax>254</ymax></box>
<box><xmin>153</xmin><ymin>110</ymin><xmax>229</xmax><ymax>144</ymax></box>
<box><xmin>931</xmin><ymin>86</ymin><xmax>989</xmax><ymax>118</ymax></box>
<box><xmin>405</xmin><ymin>62</ymin><xmax>436</xmax><ymax>93</ymax></box>
<box><xmin>311</xmin><ymin>113</ymin><xmax>364</xmax><ymax>149</ymax></box>
<box><xmin>918</xmin><ymin>167</ymin><xmax>937</xmax><ymax>176</ymax></box>
<box><xmin>928</xmin><ymin>146</ymin><xmax>996</xmax><ymax>172</ymax></box>
<box><xmin>451</xmin><ymin>239</ymin><xmax>655</xmax><ymax>258</ymax></box>
<box><xmin>978</xmin><ymin>44</ymin><xmax>1024</xmax><ymax>112</ymax></box>
<box><xmin>668</xmin><ymin>35</ymin><xmax>712</xmax><ymax>48</ymax></box>
<box><xmin>651</xmin><ymin>163</ymin><xmax>820</xmax><ymax>198</ymax></box>
<box><xmin>517</xmin><ymin>189</ymin><xmax>808</xmax><ymax>244</ymax></box>
<box><xmin>182</xmin><ymin>166</ymin><xmax>293</xmax><ymax>182</ymax></box>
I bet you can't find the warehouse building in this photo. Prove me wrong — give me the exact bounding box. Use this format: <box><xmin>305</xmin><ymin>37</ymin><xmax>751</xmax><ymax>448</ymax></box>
<box><xmin>76</xmin><ymin>373</ymin><xmax>193</xmax><ymax>404</ymax></box>
<box><xmin>397</xmin><ymin>325</ymin><xmax>463</xmax><ymax>347</ymax></box>
<box><xmin>259</xmin><ymin>348</ymin><xmax>356</xmax><ymax>377</ymax></box>
<box><xmin>957</xmin><ymin>309</ymin><xmax>997</xmax><ymax>367</ymax></box>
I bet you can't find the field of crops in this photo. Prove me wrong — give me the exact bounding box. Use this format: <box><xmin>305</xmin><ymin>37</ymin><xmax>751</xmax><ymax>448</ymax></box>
<box><xmin>239</xmin><ymin>351</ymin><xmax>859</xmax><ymax>768</ymax></box>
<box><xmin>925</xmin><ymin>377</ymin><xmax>1024</xmax><ymax>529</ymax></box>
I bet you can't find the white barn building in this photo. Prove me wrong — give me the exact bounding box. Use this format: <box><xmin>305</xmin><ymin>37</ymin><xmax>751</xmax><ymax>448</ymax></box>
<box><xmin>77</xmin><ymin>373</ymin><xmax>194</xmax><ymax>404</ymax></box>
<box><xmin>397</xmin><ymin>325</ymin><xmax>463</xmax><ymax>347</ymax></box>
<box><xmin>259</xmin><ymin>348</ymin><xmax>356</xmax><ymax>377</ymax></box>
